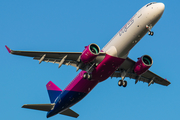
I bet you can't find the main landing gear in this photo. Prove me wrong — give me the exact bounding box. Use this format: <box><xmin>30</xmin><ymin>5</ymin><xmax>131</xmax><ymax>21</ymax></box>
<box><xmin>146</xmin><ymin>25</ymin><xmax>154</xmax><ymax>36</ymax></box>
<box><xmin>118</xmin><ymin>70</ymin><xmax>128</xmax><ymax>87</ymax></box>
<box><xmin>118</xmin><ymin>80</ymin><xmax>127</xmax><ymax>87</ymax></box>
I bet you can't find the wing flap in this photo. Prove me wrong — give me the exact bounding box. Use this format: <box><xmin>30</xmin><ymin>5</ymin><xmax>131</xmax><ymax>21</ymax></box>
<box><xmin>22</xmin><ymin>104</ymin><xmax>54</xmax><ymax>111</ymax></box>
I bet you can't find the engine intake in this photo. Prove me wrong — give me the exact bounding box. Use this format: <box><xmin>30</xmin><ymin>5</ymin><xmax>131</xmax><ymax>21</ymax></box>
<box><xmin>134</xmin><ymin>55</ymin><xmax>153</xmax><ymax>75</ymax></box>
<box><xmin>80</xmin><ymin>43</ymin><xmax>100</xmax><ymax>64</ymax></box>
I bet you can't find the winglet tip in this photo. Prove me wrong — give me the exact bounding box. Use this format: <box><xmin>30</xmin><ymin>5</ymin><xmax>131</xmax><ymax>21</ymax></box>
<box><xmin>5</xmin><ymin>45</ymin><xmax>11</xmax><ymax>53</ymax></box>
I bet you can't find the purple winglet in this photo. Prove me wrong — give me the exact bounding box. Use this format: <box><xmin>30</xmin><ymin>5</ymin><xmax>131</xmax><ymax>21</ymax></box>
<box><xmin>5</xmin><ymin>45</ymin><xmax>11</xmax><ymax>53</ymax></box>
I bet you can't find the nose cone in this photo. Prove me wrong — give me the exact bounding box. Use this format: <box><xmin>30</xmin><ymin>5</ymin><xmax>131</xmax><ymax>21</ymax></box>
<box><xmin>157</xmin><ymin>3</ymin><xmax>165</xmax><ymax>14</ymax></box>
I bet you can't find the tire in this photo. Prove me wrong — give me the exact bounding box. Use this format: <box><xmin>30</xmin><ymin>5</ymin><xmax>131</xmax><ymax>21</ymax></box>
<box><xmin>151</xmin><ymin>31</ymin><xmax>154</xmax><ymax>36</ymax></box>
<box><xmin>123</xmin><ymin>81</ymin><xmax>127</xmax><ymax>87</ymax></box>
<box><xmin>148</xmin><ymin>31</ymin><xmax>151</xmax><ymax>35</ymax></box>
<box><xmin>87</xmin><ymin>74</ymin><xmax>92</xmax><ymax>80</ymax></box>
<box><xmin>83</xmin><ymin>73</ymin><xmax>88</xmax><ymax>79</ymax></box>
<box><xmin>118</xmin><ymin>80</ymin><xmax>122</xmax><ymax>86</ymax></box>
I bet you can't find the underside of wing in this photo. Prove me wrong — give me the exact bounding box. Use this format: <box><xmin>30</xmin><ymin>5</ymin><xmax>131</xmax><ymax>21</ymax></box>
<box><xmin>112</xmin><ymin>57</ymin><xmax>171</xmax><ymax>86</ymax></box>
<box><xmin>5</xmin><ymin>46</ymin><xmax>106</xmax><ymax>71</ymax></box>
<box><xmin>12</xmin><ymin>50</ymin><xmax>82</xmax><ymax>68</ymax></box>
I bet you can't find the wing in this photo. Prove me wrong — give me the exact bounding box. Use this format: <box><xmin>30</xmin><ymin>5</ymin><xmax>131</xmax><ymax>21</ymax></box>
<box><xmin>111</xmin><ymin>57</ymin><xmax>171</xmax><ymax>86</ymax></box>
<box><xmin>5</xmin><ymin>45</ymin><xmax>105</xmax><ymax>70</ymax></box>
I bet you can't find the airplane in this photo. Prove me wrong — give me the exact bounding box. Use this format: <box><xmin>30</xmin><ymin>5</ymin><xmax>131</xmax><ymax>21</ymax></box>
<box><xmin>5</xmin><ymin>2</ymin><xmax>170</xmax><ymax>118</ymax></box>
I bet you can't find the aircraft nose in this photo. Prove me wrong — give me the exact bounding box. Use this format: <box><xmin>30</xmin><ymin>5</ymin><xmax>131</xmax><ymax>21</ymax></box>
<box><xmin>157</xmin><ymin>3</ymin><xmax>165</xmax><ymax>14</ymax></box>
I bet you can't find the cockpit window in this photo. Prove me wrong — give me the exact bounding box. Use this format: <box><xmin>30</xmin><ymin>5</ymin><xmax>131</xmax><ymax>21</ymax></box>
<box><xmin>146</xmin><ymin>2</ymin><xmax>157</xmax><ymax>7</ymax></box>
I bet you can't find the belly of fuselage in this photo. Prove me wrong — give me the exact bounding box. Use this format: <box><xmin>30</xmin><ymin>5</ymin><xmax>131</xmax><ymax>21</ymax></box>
<box><xmin>51</xmin><ymin>53</ymin><xmax>125</xmax><ymax>116</ymax></box>
<box><xmin>92</xmin><ymin>54</ymin><xmax>125</xmax><ymax>82</ymax></box>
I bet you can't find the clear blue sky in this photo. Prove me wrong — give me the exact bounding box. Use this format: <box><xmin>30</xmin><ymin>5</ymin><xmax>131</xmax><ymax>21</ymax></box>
<box><xmin>1</xmin><ymin>0</ymin><xmax>179</xmax><ymax>120</ymax></box>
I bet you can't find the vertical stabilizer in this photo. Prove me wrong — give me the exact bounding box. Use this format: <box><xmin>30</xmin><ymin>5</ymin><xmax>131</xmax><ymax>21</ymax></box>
<box><xmin>46</xmin><ymin>81</ymin><xmax>62</xmax><ymax>103</ymax></box>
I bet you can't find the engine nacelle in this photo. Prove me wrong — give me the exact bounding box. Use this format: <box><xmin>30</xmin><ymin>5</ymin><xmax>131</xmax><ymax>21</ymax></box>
<box><xmin>134</xmin><ymin>55</ymin><xmax>153</xmax><ymax>75</ymax></box>
<box><xmin>80</xmin><ymin>43</ymin><xmax>100</xmax><ymax>64</ymax></box>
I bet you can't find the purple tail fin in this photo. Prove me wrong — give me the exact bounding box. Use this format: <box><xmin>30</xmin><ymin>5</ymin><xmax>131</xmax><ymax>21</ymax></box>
<box><xmin>46</xmin><ymin>81</ymin><xmax>62</xmax><ymax>103</ymax></box>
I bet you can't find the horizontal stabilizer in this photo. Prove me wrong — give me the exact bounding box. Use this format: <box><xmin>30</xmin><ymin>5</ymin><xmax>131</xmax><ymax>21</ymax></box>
<box><xmin>22</xmin><ymin>104</ymin><xmax>79</xmax><ymax>118</ymax></box>
<box><xmin>22</xmin><ymin>104</ymin><xmax>54</xmax><ymax>111</ymax></box>
<box><xmin>60</xmin><ymin>108</ymin><xmax>79</xmax><ymax>118</ymax></box>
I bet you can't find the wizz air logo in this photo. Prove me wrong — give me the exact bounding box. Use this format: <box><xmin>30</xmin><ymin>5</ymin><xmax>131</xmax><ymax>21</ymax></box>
<box><xmin>119</xmin><ymin>18</ymin><xmax>134</xmax><ymax>36</ymax></box>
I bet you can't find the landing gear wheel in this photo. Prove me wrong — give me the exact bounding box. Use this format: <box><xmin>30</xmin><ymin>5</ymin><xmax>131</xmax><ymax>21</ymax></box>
<box><xmin>118</xmin><ymin>80</ymin><xmax>123</xmax><ymax>86</ymax></box>
<box><xmin>83</xmin><ymin>73</ymin><xmax>92</xmax><ymax>80</ymax></box>
<box><xmin>148</xmin><ymin>31</ymin><xmax>154</xmax><ymax>36</ymax></box>
<box><xmin>87</xmin><ymin>74</ymin><xmax>92</xmax><ymax>80</ymax></box>
<box><xmin>118</xmin><ymin>80</ymin><xmax>127</xmax><ymax>87</ymax></box>
<box><xmin>150</xmin><ymin>31</ymin><xmax>154</xmax><ymax>36</ymax></box>
<box><xmin>123</xmin><ymin>81</ymin><xmax>127</xmax><ymax>87</ymax></box>
<box><xmin>83</xmin><ymin>73</ymin><xmax>88</xmax><ymax>79</ymax></box>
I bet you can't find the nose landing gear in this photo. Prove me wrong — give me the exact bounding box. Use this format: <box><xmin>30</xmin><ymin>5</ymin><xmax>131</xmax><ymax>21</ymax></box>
<box><xmin>146</xmin><ymin>25</ymin><xmax>154</xmax><ymax>36</ymax></box>
<box><xmin>148</xmin><ymin>31</ymin><xmax>154</xmax><ymax>36</ymax></box>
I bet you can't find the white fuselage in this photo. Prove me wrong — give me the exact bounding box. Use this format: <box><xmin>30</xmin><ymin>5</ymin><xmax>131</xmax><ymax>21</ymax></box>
<box><xmin>102</xmin><ymin>2</ymin><xmax>165</xmax><ymax>59</ymax></box>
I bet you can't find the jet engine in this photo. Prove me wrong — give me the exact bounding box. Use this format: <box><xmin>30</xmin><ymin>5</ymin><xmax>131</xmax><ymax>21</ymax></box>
<box><xmin>80</xmin><ymin>43</ymin><xmax>100</xmax><ymax>64</ymax></box>
<box><xmin>134</xmin><ymin>55</ymin><xmax>153</xmax><ymax>75</ymax></box>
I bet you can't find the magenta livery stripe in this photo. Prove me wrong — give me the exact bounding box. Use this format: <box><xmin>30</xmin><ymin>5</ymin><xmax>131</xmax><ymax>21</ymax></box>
<box><xmin>46</xmin><ymin>81</ymin><xmax>62</xmax><ymax>91</ymax></box>
<box><xmin>64</xmin><ymin>71</ymin><xmax>98</xmax><ymax>93</ymax></box>
<box><xmin>65</xmin><ymin>54</ymin><xmax>125</xmax><ymax>93</ymax></box>
<box><xmin>92</xmin><ymin>54</ymin><xmax>125</xmax><ymax>82</ymax></box>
